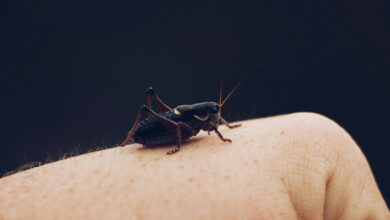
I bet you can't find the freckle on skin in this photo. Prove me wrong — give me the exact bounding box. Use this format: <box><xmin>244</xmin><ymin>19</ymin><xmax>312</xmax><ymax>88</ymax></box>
<box><xmin>224</xmin><ymin>175</ymin><xmax>230</xmax><ymax>180</ymax></box>
<box><xmin>69</xmin><ymin>172</ymin><xmax>76</xmax><ymax>178</ymax></box>
<box><xmin>178</xmin><ymin>165</ymin><xmax>184</xmax><ymax>169</ymax></box>
<box><xmin>280</xmin><ymin>130</ymin><xmax>285</xmax><ymax>135</ymax></box>
<box><xmin>254</xmin><ymin>159</ymin><xmax>258</xmax><ymax>163</ymax></box>
<box><xmin>188</xmin><ymin>177</ymin><xmax>194</xmax><ymax>182</ymax></box>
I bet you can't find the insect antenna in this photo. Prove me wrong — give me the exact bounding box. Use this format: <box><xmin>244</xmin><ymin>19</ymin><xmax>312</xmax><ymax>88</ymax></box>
<box><xmin>219</xmin><ymin>56</ymin><xmax>271</xmax><ymax>107</ymax></box>
<box><xmin>219</xmin><ymin>81</ymin><xmax>223</xmax><ymax>107</ymax></box>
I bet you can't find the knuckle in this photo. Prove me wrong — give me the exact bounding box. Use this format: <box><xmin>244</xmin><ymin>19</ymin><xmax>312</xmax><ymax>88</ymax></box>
<box><xmin>274</xmin><ymin>112</ymin><xmax>371</xmax><ymax>218</ymax></box>
<box><xmin>280</xmin><ymin>112</ymin><xmax>371</xmax><ymax>190</ymax></box>
<box><xmin>279</xmin><ymin>112</ymin><xmax>361</xmax><ymax>176</ymax></box>
<box><xmin>286</xmin><ymin>112</ymin><xmax>355</xmax><ymax>148</ymax></box>
<box><xmin>287</xmin><ymin>114</ymin><xmax>388</xmax><ymax>218</ymax></box>
<box><xmin>288</xmin><ymin>112</ymin><xmax>340</xmax><ymax>130</ymax></box>
<box><xmin>290</xmin><ymin>112</ymin><xmax>363</xmax><ymax>161</ymax></box>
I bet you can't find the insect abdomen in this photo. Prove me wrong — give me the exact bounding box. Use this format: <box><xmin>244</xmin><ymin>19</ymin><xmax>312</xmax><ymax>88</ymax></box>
<box><xmin>132</xmin><ymin>111</ymin><xmax>200</xmax><ymax>146</ymax></box>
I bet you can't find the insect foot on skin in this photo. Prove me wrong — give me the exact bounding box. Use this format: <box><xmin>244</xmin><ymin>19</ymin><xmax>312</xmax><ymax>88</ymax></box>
<box><xmin>120</xmin><ymin>57</ymin><xmax>270</xmax><ymax>154</ymax></box>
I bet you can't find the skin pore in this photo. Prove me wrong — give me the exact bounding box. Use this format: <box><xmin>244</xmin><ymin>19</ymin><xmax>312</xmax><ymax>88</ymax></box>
<box><xmin>0</xmin><ymin>112</ymin><xmax>388</xmax><ymax>219</ymax></box>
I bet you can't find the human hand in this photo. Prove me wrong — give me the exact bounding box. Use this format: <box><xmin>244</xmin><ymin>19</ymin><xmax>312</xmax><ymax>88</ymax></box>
<box><xmin>0</xmin><ymin>113</ymin><xmax>388</xmax><ymax>219</ymax></box>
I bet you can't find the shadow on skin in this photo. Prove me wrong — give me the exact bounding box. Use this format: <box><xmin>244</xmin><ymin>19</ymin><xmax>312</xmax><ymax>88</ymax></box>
<box><xmin>136</xmin><ymin>136</ymin><xmax>207</xmax><ymax>153</ymax></box>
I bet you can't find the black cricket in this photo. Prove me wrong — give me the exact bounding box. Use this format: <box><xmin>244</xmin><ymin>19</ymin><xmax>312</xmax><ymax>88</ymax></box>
<box><xmin>120</xmin><ymin>84</ymin><xmax>241</xmax><ymax>154</ymax></box>
<box><xmin>120</xmin><ymin>58</ymin><xmax>269</xmax><ymax>154</ymax></box>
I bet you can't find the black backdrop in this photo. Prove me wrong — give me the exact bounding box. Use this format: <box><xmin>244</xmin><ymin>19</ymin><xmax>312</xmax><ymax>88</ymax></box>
<box><xmin>1</xmin><ymin>0</ymin><xmax>389</xmax><ymax>205</ymax></box>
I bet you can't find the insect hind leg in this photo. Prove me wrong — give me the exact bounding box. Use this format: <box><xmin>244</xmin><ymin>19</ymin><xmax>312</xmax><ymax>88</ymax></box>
<box><xmin>145</xmin><ymin>86</ymin><xmax>172</xmax><ymax>113</ymax></box>
<box><xmin>120</xmin><ymin>105</ymin><xmax>150</xmax><ymax>147</ymax></box>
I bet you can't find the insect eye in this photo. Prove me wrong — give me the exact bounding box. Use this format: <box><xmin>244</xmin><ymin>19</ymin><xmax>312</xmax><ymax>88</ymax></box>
<box><xmin>210</xmin><ymin>106</ymin><xmax>218</xmax><ymax>114</ymax></box>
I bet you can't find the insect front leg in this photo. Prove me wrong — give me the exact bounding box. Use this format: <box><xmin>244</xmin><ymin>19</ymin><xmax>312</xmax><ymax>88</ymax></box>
<box><xmin>209</xmin><ymin>123</ymin><xmax>232</xmax><ymax>143</ymax></box>
<box><xmin>220</xmin><ymin>117</ymin><xmax>241</xmax><ymax>129</ymax></box>
<box><xmin>140</xmin><ymin>105</ymin><xmax>196</xmax><ymax>154</ymax></box>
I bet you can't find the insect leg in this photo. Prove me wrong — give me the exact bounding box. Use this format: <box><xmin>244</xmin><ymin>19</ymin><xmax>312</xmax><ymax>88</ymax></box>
<box><xmin>166</xmin><ymin>122</ymin><xmax>196</xmax><ymax>154</ymax></box>
<box><xmin>220</xmin><ymin>117</ymin><xmax>241</xmax><ymax>129</ymax></box>
<box><xmin>209</xmin><ymin>123</ymin><xmax>232</xmax><ymax>143</ymax></box>
<box><xmin>120</xmin><ymin>105</ymin><xmax>149</xmax><ymax>147</ymax></box>
<box><xmin>141</xmin><ymin>106</ymin><xmax>196</xmax><ymax>154</ymax></box>
<box><xmin>145</xmin><ymin>87</ymin><xmax>173</xmax><ymax>113</ymax></box>
<box><xmin>167</xmin><ymin>126</ymin><xmax>182</xmax><ymax>155</ymax></box>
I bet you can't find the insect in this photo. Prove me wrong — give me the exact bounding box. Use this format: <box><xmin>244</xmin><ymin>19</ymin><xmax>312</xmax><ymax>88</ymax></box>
<box><xmin>120</xmin><ymin>58</ymin><xmax>270</xmax><ymax>154</ymax></box>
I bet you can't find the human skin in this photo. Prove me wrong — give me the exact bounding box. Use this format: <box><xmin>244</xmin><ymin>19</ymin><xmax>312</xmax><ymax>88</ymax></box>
<box><xmin>0</xmin><ymin>112</ymin><xmax>388</xmax><ymax>219</ymax></box>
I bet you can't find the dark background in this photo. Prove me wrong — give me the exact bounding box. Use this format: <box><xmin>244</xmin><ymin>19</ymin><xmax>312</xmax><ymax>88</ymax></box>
<box><xmin>1</xmin><ymin>0</ymin><xmax>389</xmax><ymax>205</ymax></box>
